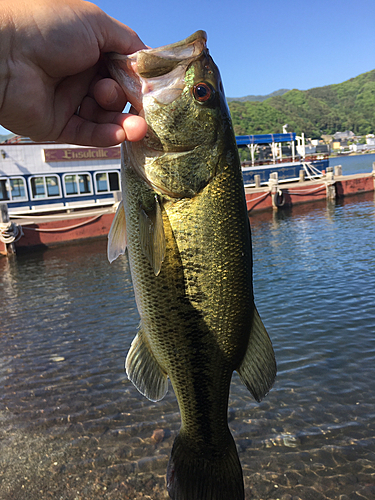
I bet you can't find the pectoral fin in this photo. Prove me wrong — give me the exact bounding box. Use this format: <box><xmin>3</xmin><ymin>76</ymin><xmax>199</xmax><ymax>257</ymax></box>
<box><xmin>107</xmin><ymin>200</ymin><xmax>127</xmax><ymax>263</ymax></box>
<box><xmin>237</xmin><ymin>306</ymin><xmax>276</xmax><ymax>402</ymax></box>
<box><xmin>139</xmin><ymin>196</ymin><xmax>166</xmax><ymax>276</ymax></box>
<box><xmin>125</xmin><ymin>328</ymin><xmax>168</xmax><ymax>402</ymax></box>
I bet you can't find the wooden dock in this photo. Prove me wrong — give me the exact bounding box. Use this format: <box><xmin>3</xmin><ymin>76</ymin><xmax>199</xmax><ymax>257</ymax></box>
<box><xmin>245</xmin><ymin>172</ymin><xmax>375</xmax><ymax>212</ymax></box>
<box><xmin>0</xmin><ymin>206</ymin><xmax>116</xmax><ymax>256</ymax></box>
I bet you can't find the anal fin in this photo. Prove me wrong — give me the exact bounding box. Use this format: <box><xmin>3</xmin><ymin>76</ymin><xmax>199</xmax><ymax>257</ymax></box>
<box><xmin>125</xmin><ymin>328</ymin><xmax>168</xmax><ymax>402</ymax></box>
<box><xmin>237</xmin><ymin>306</ymin><xmax>276</xmax><ymax>402</ymax></box>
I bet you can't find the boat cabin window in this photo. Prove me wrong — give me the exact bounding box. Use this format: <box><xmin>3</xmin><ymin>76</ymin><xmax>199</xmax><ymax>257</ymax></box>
<box><xmin>0</xmin><ymin>177</ymin><xmax>28</xmax><ymax>202</ymax></box>
<box><xmin>94</xmin><ymin>171</ymin><xmax>120</xmax><ymax>193</ymax></box>
<box><xmin>30</xmin><ymin>175</ymin><xmax>61</xmax><ymax>199</ymax></box>
<box><xmin>63</xmin><ymin>173</ymin><xmax>92</xmax><ymax>196</ymax></box>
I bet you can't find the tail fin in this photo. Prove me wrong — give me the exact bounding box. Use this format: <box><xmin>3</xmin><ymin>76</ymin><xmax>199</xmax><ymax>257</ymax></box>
<box><xmin>166</xmin><ymin>432</ymin><xmax>244</xmax><ymax>500</ymax></box>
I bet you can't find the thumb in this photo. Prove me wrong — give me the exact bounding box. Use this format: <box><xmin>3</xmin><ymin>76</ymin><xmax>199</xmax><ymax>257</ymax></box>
<box><xmin>90</xmin><ymin>8</ymin><xmax>147</xmax><ymax>55</ymax></box>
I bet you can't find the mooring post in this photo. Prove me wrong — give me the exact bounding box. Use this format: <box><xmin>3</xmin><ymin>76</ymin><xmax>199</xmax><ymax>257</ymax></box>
<box><xmin>254</xmin><ymin>174</ymin><xmax>261</xmax><ymax>188</ymax></box>
<box><xmin>372</xmin><ymin>162</ymin><xmax>375</xmax><ymax>190</ymax></box>
<box><xmin>334</xmin><ymin>165</ymin><xmax>342</xmax><ymax>177</ymax></box>
<box><xmin>269</xmin><ymin>172</ymin><xmax>282</xmax><ymax>210</ymax></box>
<box><xmin>299</xmin><ymin>169</ymin><xmax>305</xmax><ymax>182</ymax></box>
<box><xmin>325</xmin><ymin>169</ymin><xmax>336</xmax><ymax>200</ymax></box>
<box><xmin>0</xmin><ymin>203</ymin><xmax>16</xmax><ymax>256</ymax></box>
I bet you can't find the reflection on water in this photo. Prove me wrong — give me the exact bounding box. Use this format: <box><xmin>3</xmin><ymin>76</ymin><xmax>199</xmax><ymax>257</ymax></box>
<box><xmin>1</xmin><ymin>194</ymin><xmax>375</xmax><ymax>499</ymax></box>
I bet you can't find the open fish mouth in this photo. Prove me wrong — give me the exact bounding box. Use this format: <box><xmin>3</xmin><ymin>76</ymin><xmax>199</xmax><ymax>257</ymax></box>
<box><xmin>107</xmin><ymin>31</ymin><xmax>216</xmax><ymax>170</ymax></box>
<box><xmin>107</xmin><ymin>31</ymin><xmax>207</xmax><ymax>111</ymax></box>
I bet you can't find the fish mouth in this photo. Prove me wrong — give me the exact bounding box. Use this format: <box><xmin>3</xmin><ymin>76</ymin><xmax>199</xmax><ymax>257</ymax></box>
<box><xmin>135</xmin><ymin>30</ymin><xmax>207</xmax><ymax>79</ymax></box>
<box><xmin>107</xmin><ymin>31</ymin><xmax>208</xmax><ymax>110</ymax></box>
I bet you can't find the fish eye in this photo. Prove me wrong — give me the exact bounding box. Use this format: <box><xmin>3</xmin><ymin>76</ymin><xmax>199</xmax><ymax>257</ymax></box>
<box><xmin>193</xmin><ymin>82</ymin><xmax>214</xmax><ymax>102</ymax></box>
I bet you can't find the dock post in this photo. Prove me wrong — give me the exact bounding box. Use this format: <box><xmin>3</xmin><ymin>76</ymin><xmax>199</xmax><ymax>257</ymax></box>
<box><xmin>372</xmin><ymin>162</ymin><xmax>375</xmax><ymax>190</ymax></box>
<box><xmin>299</xmin><ymin>169</ymin><xmax>305</xmax><ymax>182</ymax></box>
<box><xmin>254</xmin><ymin>175</ymin><xmax>261</xmax><ymax>188</ymax></box>
<box><xmin>334</xmin><ymin>165</ymin><xmax>342</xmax><ymax>177</ymax></box>
<box><xmin>269</xmin><ymin>172</ymin><xmax>284</xmax><ymax>209</ymax></box>
<box><xmin>325</xmin><ymin>171</ymin><xmax>336</xmax><ymax>200</ymax></box>
<box><xmin>0</xmin><ymin>203</ymin><xmax>16</xmax><ymax>256</ymax></box>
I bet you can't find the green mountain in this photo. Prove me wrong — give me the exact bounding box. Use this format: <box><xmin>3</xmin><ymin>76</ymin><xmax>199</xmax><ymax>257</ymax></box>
<box><xmin>227</xmin><ymin>89</ymin><xmax>290</xmax><ymax>102</ymax></box>
<box><xmin>228</xmin><ymin>69</ymin><xmax>375</xmax><ymax>138</ymax></box>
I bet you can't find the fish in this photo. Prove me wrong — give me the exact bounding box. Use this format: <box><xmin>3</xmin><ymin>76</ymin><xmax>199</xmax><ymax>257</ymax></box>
<box><xmin>107</xmin><ymin>31</ymin><xmax>276</xmax><ymax>500</ymax></box>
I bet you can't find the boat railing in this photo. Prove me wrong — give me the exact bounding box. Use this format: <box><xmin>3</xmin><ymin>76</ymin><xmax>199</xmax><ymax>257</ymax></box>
<box><xmin>8</xmin><ymin>196</ymin><xmax>117</xmax><ymax>217</ymax></box>
<box><xmin>304</xmin><ymin>153</ymin><xmax>330</xmax><ymax>162</ymax></box>
<box><xmin>241</xmin><ymin>156</ymin><xmax>302</xmax><ymax>167</ymax></box>
<box><xmin>241</xmin><ymin>152</ymin><xmax>329</xmax><ymax>168</ymax></box>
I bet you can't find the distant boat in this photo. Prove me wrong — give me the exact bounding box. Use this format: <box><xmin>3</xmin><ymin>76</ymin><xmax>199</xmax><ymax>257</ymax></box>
<box><xmin>237</xmin><ymin>132</ymin><xmax>329</xmax><ymax>186</ymax></box>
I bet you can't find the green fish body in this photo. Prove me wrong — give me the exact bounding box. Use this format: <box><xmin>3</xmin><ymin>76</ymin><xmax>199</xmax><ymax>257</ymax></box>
<box><xmin>107</xmin><ymin>31</ymin><xmax>276</xmax><ymax>500</ymax></box>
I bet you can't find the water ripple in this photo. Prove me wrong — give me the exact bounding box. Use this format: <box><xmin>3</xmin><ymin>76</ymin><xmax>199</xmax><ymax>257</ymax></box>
<box><xmin>1</xmin><ymin>194</ymin><xmax>375</xmax><ymax>499</ymax></box>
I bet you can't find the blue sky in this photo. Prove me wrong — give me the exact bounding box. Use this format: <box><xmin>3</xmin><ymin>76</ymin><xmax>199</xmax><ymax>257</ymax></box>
<box><xmin>1</xmin><ymin>0</ymin><xmax>374</xmax><ymax>135</ymax></box>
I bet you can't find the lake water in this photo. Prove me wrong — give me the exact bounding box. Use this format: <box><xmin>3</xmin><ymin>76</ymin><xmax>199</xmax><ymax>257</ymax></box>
<box><xmin>0</xmin><ymin>155</ymin><xmax>374</xmax><ymax>500</ymax></box>
<box><xmin>329</xmin><ymin>151</ymin><xmax>375</xmax><ymax>175</ymax></box>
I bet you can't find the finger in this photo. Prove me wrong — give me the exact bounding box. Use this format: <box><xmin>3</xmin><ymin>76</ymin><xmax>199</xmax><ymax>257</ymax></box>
<box><xmin>56</xmin><ymin>113</ymin><xmax>147</xmax><ymax>147</ymax></box>
<box><xmin>78</xmin><ymin>95</ymin><xmax>121</xmax><ymax>123</ymax></box>
<box><xmin>94</xmin><ymin>13</ymin><xmax>147</xmax><ymax>54</ymax></box>
<box><xmin>56</xmin><ymin>115</ymin><xmax>122</xmax><ymax>146</ymax></box>
<box><xmin>93</xmin><ymin>78</ymin><xmax>127</xmax><ymax>111</ymax></box>
<box><xmin>117</xmin><ymin>114</ymin><xmax>148</xmax><ymax>142</ymax></box>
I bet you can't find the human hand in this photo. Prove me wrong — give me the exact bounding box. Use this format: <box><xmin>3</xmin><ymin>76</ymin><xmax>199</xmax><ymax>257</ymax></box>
<box><xmin>0</xmin><ymin>0</ymin><xmax>148</xmax><ymax>146</ymax></box>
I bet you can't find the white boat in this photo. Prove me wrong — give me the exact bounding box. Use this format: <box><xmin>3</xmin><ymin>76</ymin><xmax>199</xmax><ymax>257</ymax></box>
<box><xmin>0</xmin><ymin>137</ymin><xmax>121</xmax><ymax>215</ymax></box>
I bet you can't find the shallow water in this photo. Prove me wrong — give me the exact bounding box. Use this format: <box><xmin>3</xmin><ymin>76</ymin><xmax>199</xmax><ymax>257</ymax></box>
<box><xmin>0</xmin><ymin>192</ymin><xmax>375</xmax><ymax>498</ymax></box>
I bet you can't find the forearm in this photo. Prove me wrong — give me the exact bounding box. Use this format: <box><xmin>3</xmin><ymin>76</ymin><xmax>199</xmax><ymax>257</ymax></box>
<box><xmin>0</xmin><ymin>3</ymin><xmax>14</xmax><ymax>125</ymax></box>
<box><xmin>0</xmin><ymin>0</ymin><xmax>49</xmax><ymax>134</ymax></box>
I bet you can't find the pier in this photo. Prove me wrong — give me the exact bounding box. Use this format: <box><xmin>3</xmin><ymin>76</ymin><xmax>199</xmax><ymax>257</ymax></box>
<box><xmin>0</xmin><ymin>205</ymin><xmax>116</xmax><ymax>256</ymax></box>
<box><xmin>245</xmin><ymin>165</ymin><xmax>375</xmax><ymax>212</ymax></box>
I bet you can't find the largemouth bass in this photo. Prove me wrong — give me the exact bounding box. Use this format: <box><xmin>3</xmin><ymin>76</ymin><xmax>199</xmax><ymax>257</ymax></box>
<box><xmin>107</xmin><ymin>31</ymin><xmax>276</xmax><ymax>500</ymax></box>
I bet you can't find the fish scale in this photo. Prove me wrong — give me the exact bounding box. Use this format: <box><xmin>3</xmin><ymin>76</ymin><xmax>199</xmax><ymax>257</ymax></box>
<box><xmin>107</xmin><ymin>30</ymin><xmax>276</xmax><ymax>500</ymax></box>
